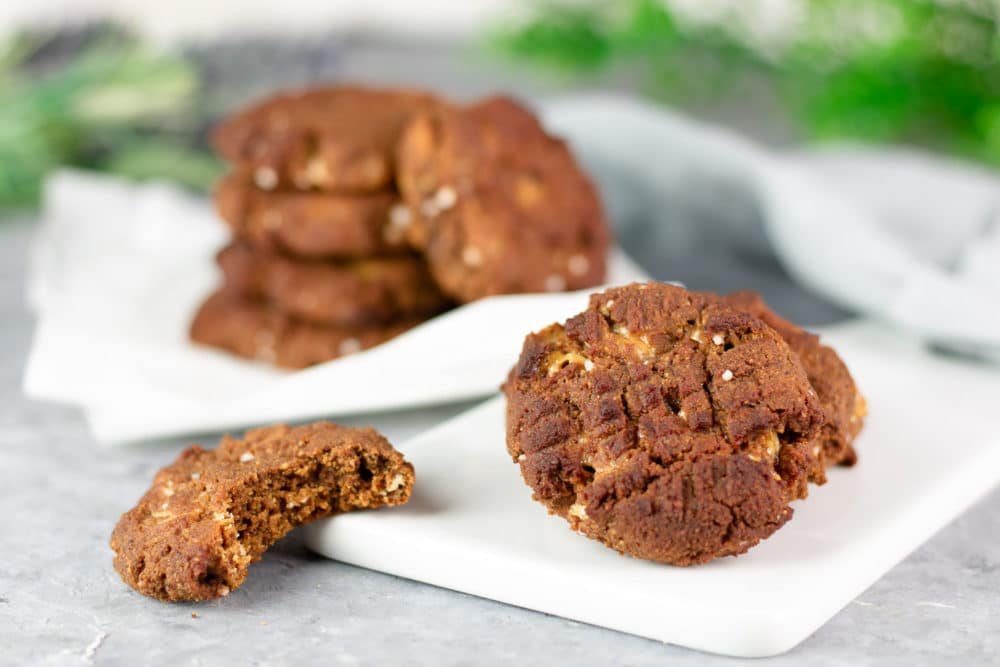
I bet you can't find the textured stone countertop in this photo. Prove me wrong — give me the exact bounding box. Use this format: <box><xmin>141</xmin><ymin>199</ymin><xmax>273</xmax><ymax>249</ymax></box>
<box><xmin>2</xmin><ymin>215</ymin><xmax>999</xmax><ymax>666</ymax></box>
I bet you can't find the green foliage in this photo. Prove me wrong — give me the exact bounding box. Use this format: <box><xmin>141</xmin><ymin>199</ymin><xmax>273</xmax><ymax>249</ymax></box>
<box><xmin>494</xmin><ymin>0</ymin><xmax>1000</xmax><ymax>166</ymax></box>
<box><xmin>0</xmin><ymin>31</ymin><xmax>221</xmax><ymax>209</ymax></box>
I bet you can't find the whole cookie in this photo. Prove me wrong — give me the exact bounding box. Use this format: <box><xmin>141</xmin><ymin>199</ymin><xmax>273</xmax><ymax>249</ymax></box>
<box><xmin>217</xmin><ymin>242</ymin><xmax>451</xmax><ymax>326</ymax></box>
<box><xmin>503</xmin><ymin>282</ymin><xmax>826</xmax><ymax>566</ymax></box>
<box><xmin>718</xmin><ymin>290</ymin><xmax>866</xmax><ymax>480</ymax></box>
<box><xmin>110</xmin><ymin>422</ymin><xmax>414</xmax><ymax>601</ymax></box>
<box><xmin>214</xmin><ymin>170</ymin><xmax>411</xmax><ymax>259</ymax></box>
<box><xmin>189</xmin><ymin>290</ymin><xmax>421</xmax><ymax>368</ymax></box>
<box><xmin>396</xmin><ymin>96</ymin><xmax>611</xmax><ymax>303</ymax></box>
<box><xmin>212</xmin><ymin>85</ymin><xmax>442</xmax><ymax>193</ymax></box>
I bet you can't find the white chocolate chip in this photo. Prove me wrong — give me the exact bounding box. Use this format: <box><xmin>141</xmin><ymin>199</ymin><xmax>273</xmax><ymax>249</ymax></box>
<box><xmin>253</xmin><ymin>166</ymin><xmax>278</xmax><ymax>190</ymax></box>
<box><xmin>583</xmin><ymin>359</ymin><xmax>595</xmax><ymax>372</ymax></box>
<box><xmin>305</xmin><ymin>157</ymin><xmax>328</xmax><ymax>185</ymax></box>
<box><xmin>544</xmin><ymin>274</ymin><xmax>567</xmax><ymax>292</ymax></box>
<box><xmin>461</xmin><ymin>245</ymin><xmax>483</xmax><ymax>267</ymax></box>
<box><xmin>721</xmin><ymin>369</ymin><xmax>734</xmax><ymax>382</ymax></box>
<box><xmin>712</xmin><ymin>334</ymin><xmax>725</xmax><ymax>345</ymax></box>
<box><xmin>383</xmin><ymin>204</ymin><xmax>413</xmax><ymax>243</ymax></box>
<box><xmin>162</xmin><ymin>486</ymin><xmax>174</xmax><ymax>497</ymax></box>
<box><xmin>338</xmin><ymin>337</ymin><xmax>362</xmax><ymax>356</ymax></box>
<box><xmin>385</xmin><ymin>472</ymin><xmax>407</xmax><ymax>493</ymax></box>
<box><xmin>567</xmin><ymin>253</ymin><xmax>590</xmax><ymax>277</ymax></box>
<box><xmin>517</xmin><ymin>454</ymin><xmax>526</xmax><ymax>462</ymax></box>
<box><xmin>388</xmin><ymin>203</ymin><xmax>412</xmax><ymax>227</ymax></box>
<box><xmin>190</xmin><ymin>472</ymin><xmax>200</xmax><ymax>480</ymax></box>
<box><xmin>677</xmin><ymin>409</ymin><xmax>687</xmax><ymax>420</ymax></box>
<box><xmin>568</xmin><ymin>503</ymin><xmax>589</xmax><ymax>520</ymax></box>
<box><xmin>605</xmin><ymin>300</ymin><xmax>614</xmax><ymax>309</ymax></box>
<box><xmin>690</xmin><ymin>329</ymin><xmax>703</xmax><ymax>343</ymax></box>
<box><xmin>433</xmin><ymin>185</ymin><xmax>457</xmax><ymax>210</ymax></box>
<box><xmin>239</xmin><ymin>452</ymin><xmax>255</xmax><ymax>463</ymax></box>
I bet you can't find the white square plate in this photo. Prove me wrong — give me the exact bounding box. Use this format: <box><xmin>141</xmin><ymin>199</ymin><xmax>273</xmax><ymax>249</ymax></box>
<box><xmin>304</xmin><ymin>320</ymin><xmax>1000</xmax><ymax>657</ymax></box>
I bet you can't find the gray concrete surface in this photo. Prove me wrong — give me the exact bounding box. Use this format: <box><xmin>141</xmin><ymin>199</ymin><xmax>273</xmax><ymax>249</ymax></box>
<box><xmin>2</xmin><ymin>209</ymin><xmax>999</xmax><ymax>666</ymax></box>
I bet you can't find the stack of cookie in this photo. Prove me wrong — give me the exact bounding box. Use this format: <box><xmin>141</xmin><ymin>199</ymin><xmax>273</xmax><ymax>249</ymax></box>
<box><xmin>191</xmin><ymin>85</ymin><xmax>612</xmax><ymax>368</ymax></box>
<box><xmin>190</xmin><ymin>87</ymin><xmax>453</xmax><ymax>368</ymax></box>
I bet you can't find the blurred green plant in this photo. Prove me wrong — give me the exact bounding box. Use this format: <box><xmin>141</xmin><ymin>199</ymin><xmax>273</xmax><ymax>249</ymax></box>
<box><xmin>0</xmin><ymin>30</ymin><xmax>221</xmax><ymax>209</ymax></box>
<box><xmin>495</xmin><ymin>0</ymin><xmax>1000</xmax><ymax>166</ymax></box>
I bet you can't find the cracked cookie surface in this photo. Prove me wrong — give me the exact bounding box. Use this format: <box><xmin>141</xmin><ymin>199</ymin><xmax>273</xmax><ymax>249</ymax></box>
<box><xmin>503</xmin><ymin>282</ymin><xmax>826</xmax><ymax>565</ymax></box>
<box><xmin>718</xmin><ymin>291</ymin><xmax>865</xmax><ymax>481</ymax></box>
<box><xmin>110</xmin><ymin>422</ymin><xmax>414</xmax><ymax>601</ymax></box>
<box><xmin>212</xmin><ymin>85</ymin><xmax>442</xmax><ymax>193</ymax></box>
<box><xmin>395</xmin><ymin>96</ymin><xmax>611</xmax><ymax>303</ymax></box>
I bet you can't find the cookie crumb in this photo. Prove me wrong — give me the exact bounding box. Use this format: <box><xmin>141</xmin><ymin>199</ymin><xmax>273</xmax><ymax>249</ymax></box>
<box><xmin>191</xmin><ymin>613</ymin><xmax>199</xmax><ymax>619</ymax></box>
<box><xmin>721</xmin><ymin>369</ymin><xmax>734</xmax><ymax>382</ymax></box>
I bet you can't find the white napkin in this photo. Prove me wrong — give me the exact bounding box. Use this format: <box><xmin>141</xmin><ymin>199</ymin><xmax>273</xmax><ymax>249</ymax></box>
<box><xmin>540</xmin><ymin>96</ymin><xmax>1000</xmax><ymax>361</ymax></box>
<box><xmin>22</xmin><ymin>170</ymin><xmax>647</xmax><ymax>445</ymax></box>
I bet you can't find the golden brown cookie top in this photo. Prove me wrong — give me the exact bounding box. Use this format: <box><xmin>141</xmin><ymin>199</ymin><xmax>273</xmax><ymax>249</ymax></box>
<box><xmin>504</xmin><ymin>282</ymin><xmax>826</xmax><ymax>565</ymax></box>
<box><xmin>213</xmin><ymin>85</ymin><xmax>443</xmax><ymax>192</ymax></box>
<box><xmin>396</xmin><ymin>96</ymin><xmax>611</xmax><ymax>302</ymax></box>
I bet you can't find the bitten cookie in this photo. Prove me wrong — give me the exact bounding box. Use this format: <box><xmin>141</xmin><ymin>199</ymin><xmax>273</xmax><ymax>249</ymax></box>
<box><xmin>718</xmin><ymin>290</ymin><xmax>866</xmax><ymax>480</ymax></box>
<box><xmin>214</xmin><ymin>170</ymin><xmax>411</xmax><ymax>259</ymax></box>
<box><xmin>396</xmin><ymin>96</ymin><xmax>611</xmax><ymax>303</ymax></box>
<box><xmin>110</xmin><ymin>422</ymin><xmax>414</xmax><ymax>601</ymax></box>
<box><xmin>189</xmin><ymin>290</ymin><xmax>420</xmax><ymax>369</ymax></box>
<box><xmin>217</xmin><ymin>242</ymin><xmax>451</xmax><ymax>326</ymax></box>
<box><xmin>503</xmin><ymin>282</ymin><xmax>826</xmax><ymax>566</ymax></box>
<box><xmin>212</xmin><ymin>85</ymin><xmax>442</xmax><ymax>192</ymax></box>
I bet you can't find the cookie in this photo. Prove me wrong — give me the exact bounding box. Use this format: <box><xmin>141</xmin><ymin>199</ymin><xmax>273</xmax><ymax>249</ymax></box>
<box><xmin>396</xmin><ymin>96</ymin><xmax>611</xmax><ymax>303</ymax></box>
<box><xmin>212</xmin><ymin>85</ymin><xmax>442</xmax><ymax>193</ymax></box>
<box><xmin>110</xmin><ymin>422</ymin><xmax>414</xmax><ymax>601</ymax></box>
<box><xmin>189</xmin><ymin>290</ymin><xmax>420</xmax><ymax>369</ymax></box>
<box><xmin>717</xmin><ymin>290</ymin><xmax>866</xmax><ymax>480</ymax></box>
<box><xmin>217</xmin><ymin>242</ymin><xmax>451</xmax><ymax>326</ymax></box>
<box><xmin>503</xmin><ymin>282</ymin><xmax>826</xmax><ymax>566</ymax></box>
<box><xmin>214</xmin><ymin>170</ymin><xmax>411</xmax><ymax>259</ymax></box>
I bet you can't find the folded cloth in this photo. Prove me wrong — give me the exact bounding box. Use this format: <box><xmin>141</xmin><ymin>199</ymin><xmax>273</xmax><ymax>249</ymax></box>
<box><xmin>540</xmin><ymin>96</ymin><xmax>1000</xmax><ymax>362</ymax></box>
<box><xmin>22</xmin><ymin>170</ymin><xmax>646</xmax><ymax>445</ymax></box>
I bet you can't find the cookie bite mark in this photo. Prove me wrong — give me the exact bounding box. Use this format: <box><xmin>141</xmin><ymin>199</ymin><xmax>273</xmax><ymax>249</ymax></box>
<box><xmin>504</xmin><ymin>282</ymin><xmax>826</xmax><ymax>565</ymax></box>
<box><xmin>110</xmin><ymin>423</ymin><xmax>414</xmax><ymax>602</ymax></box>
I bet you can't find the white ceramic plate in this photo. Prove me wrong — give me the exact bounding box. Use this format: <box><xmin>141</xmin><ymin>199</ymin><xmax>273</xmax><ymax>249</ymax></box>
<box><xmin>304</xmin><ymin>320</ymin><xmax>1000</xmax><ymax>657</ymax></box>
